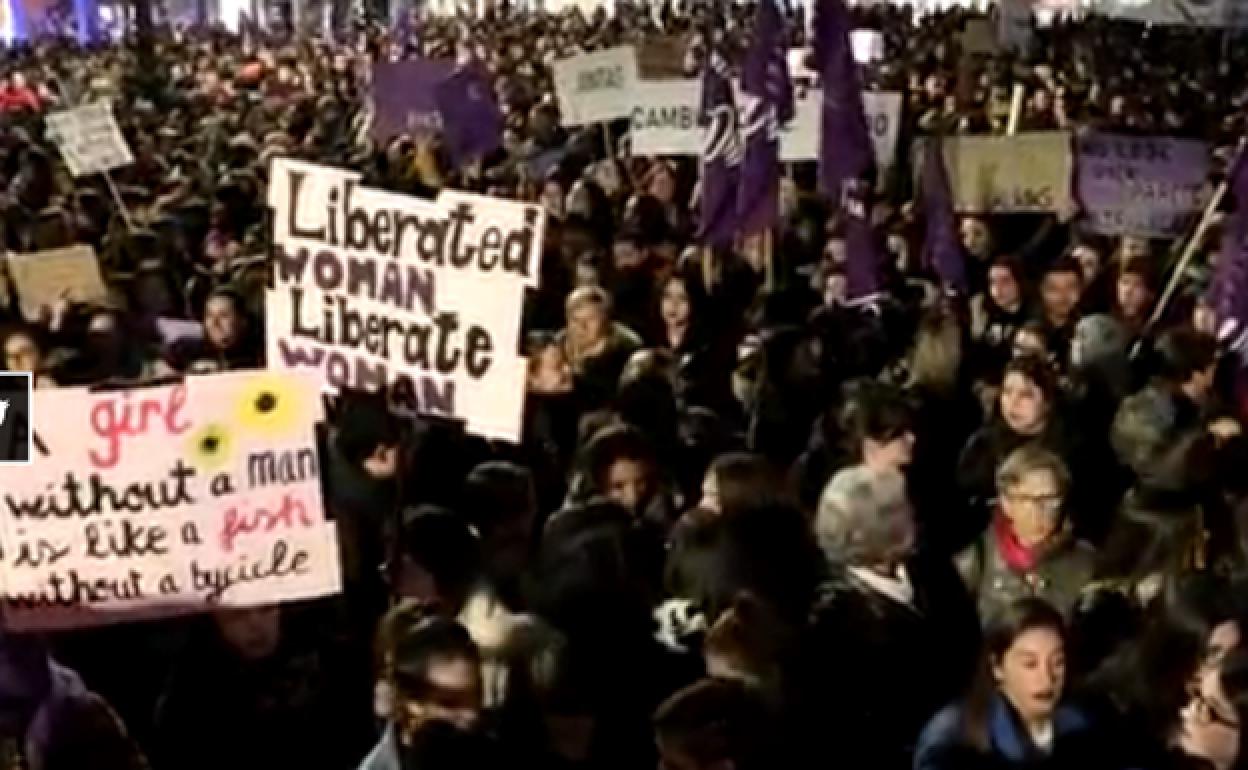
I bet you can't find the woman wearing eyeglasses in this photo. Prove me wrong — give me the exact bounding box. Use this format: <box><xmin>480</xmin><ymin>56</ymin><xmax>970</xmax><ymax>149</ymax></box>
<box><xmin>915</xmin><ymin>598</ymin><xmax>1106</xmax><ymax>770</ymax></box>
<box><xmin>956</xmin><ymin>445</ymin><xmax>1096</xmax><ymax>619</ymax></box>
<box><xmin>1163</xmin><ymin>646</ymin><xmax>1248</xmax><ymax>770</ymax></box>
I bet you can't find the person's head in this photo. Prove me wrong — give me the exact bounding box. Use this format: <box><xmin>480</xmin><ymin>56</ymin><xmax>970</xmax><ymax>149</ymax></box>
<box><xmin>565</xmin><ymin>286</ymin><xmax>611</xmax><ymax>349</ymax></box>
<box><xmin>584</xmin><ymin>424</ymin><xmax>657</xmax><ymax>515</ymax></box>
<box><xmin>463</xmin><ymin>462</ymin><xmax>537</xmax><ymax>584</ymax></box>
<box><xmin>980</xmin><ymin>599</ymin><xmax>1068</xmax><ymax>733</ymax></box>
<box><xmin>213</xmin><ymin>605</ymin><xmax>281</xmax><ymax>661</ymax></box>
<box><xmin>1071</xmin><ymin>314</ymin><xmax>1129</xmax><ymax>373</ymax></box>
<box><xmin>1041</xmin><ymin>256</ymin><xmax>1084</xmax><ymax>326</ymax></box>
<box><xmin>960</xmin><ymin>216</ymin><xmax>994</xmax><ymax>261</ymax></box>
<box><xmin>525</xmin><ymin>332</ymin><xmax>574</xmax><ymax>394</ymax></box>
<box><xmin>1156</xmin><ymin>328</ymin><xmax>1218</xmax><ymax>404</ymax></box>
<box><xmin>660</xmin><ymin>271</ymin><xmax>706</xmax><ymax>332</ymax></box>
<box><xmin>653</xmin><ymin>678</ymin><xmax>771</xmax><ymax>770</ymax></box>
<box><xmin>1178</xmin><ymin>647</ymin><xmax>1248</xmax><ymax>770</ymax></box>
<box><xmin>699</xmin><ymin>453</ymin><xmax>779</xmax><ymax>518</ymax></box>
<box><xmin>909</xmin><ymin>311</ymin><xmax>963</xmax><ymax>394</ymax></box>
<box><xmin>996</xmin><ymin>445</ymin><xmax>1070</xmax><ymax>548</ymax></box>
<box><xmin>1070</xmin><ymin>242</ymin><xmax>1104</xmax><ymax>288</ymax></box>
<box><xmin>815</xmin><ymin>465</ymin><xmax>915</xmax><ymax>569</ymax></box>
<box><xmin>703</xmin><ymin>592</ymin><xmax>792</xmax><ymax>693</ymax></box>
<box><xmin>334</xmin><ymin>394</ymin><xmax>402</xmax><ymax>479</ymax></box>
<box><xmin>840</xmin><ymin>380</ymin><xmax>916</xmax><ymax>473</ymax></box>
<box><xmin>203</xmin><ymin>287</ymin><xmax>246</xmax><ymax>351</ymax></box>
<box><xmin>1</xmin><ymin>326</ymin><xmax>42</xmax><ymax>374</ymax></box>
<box><xmin>1000</xmin><ymin>357</ymin><xmax>1056</xmax><ymax>437</ymax></box>
<box><xmin>1012</xmin><ymin>321</ymin><xmax>1050</xmax><ymax>361</ymax></box>
<box><xmin>987</xmin><ymin>256</ymin><xmax>1025</xmax><ymax>312</ymax></box>
<box><xmin>392</xmin><ymin>617</ymin><xmax>484</xmax><ymax>737</ymax></box>
<box><xmin>391</xmin><ymin>506</ymin><xmax>482</xmax><ymax>613</ymax></box>
<box><xmin>1115</xmin><ymin>257</ymin><xmax>1157</xmax><ymax>322</ymax></box>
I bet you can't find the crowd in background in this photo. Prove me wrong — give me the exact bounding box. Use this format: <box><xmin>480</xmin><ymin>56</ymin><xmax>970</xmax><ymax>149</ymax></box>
<box><xmin>2</xmin><ymin>1</ymin><xmax>1248</xmax><ymax>769</ymax></box>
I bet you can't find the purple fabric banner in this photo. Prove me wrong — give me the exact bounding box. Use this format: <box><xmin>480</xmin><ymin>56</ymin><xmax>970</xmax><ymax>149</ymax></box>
<box><xmin>1212</xmin><ymin>148</ymin><xmax>1248</xmax><ymax>361</ymax></box>
<box><xmin>435</xmin><ymin>63</ymin><xmax>503</xmax><ymax>165</ymax></box>
<box><xmin>920</xmin><ymin>137</ymin><xmax>967</xmax><ymax>294</ymax></box>
<box><xmin>737</xmin><ymin>0</ymin><xmax>794</xmax><ymax>236</ymax></box>
<box><xmin>1077</xmin><ymin>133</ymin><xmax>1210</xmax><ymax>238</ymax></box>
<box><xmin>370</xmin><ymin>59</ymin><xmax>453</xmax><ymax>144</ymax></box>
<box><xmin>697</xmin><ymin>51</ymin><xmax>742</xmax><ymax>247</ymax></box>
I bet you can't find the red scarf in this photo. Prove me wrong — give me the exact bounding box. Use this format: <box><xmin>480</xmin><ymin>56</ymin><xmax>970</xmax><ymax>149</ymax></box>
<box><xmin>992</xmin><ymin>511</ymin><xmax>1039</xmax><ymax>573</ymax></box>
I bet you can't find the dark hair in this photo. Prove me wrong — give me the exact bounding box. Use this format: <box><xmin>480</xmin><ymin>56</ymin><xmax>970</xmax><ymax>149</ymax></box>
<box><xmin>1218</xmin><ymin>648</ymin><xmax>1248</xmax><ymax>770</ymax></box>
<box><xmin>1043</xmin><ymin>255</ymin><xmax>1085</xmax><ymax>285</ymax></box>
<box><xmin>706</xmin><ymin>453</ymin><xmax>782</xmax><ymax>518</ymax></box>
<box><xmin>653</xmin><ymin>678</ymin><xmax>771</xmax><ymax>770</ymax></box>
<box><xmin>1002</xmin><ymin>355</ymin><xmax>1058</xmax><ymax>406</ymax></box>
<box><xmin>463</xmin><ymin>462</ymin><xmax>536</xmax><ymax>534</ymax></box>
<box><xmin>396</xmin><ymin>506</ymin><xmax>481</xmax><ymax>611</ymax></box>
<box><xmin>1118</xmin><ymin>256</ymin><xmax>1157</xmax><ymax>292</ymax></box>
<box><xmin>401</xmin><ymin>722</ymin><xmax>498</xmax><ymax>770</ymax></box>
<box><xmin>0</xmin><ymin>323</ymin><xmax>44</xmax><ymax>369</ymax></box>
<box><xmin>1155</xmin><ymin>328</ymin><xmax>1217</xmax><ymax>386</ymax></box>
<box><xmin>391</xmin><ymin>617</ymin><xmax>481</xmax><ymax>701</ymax></box>
<box><xmin>657</xmin><ymin>269</ymin><xmax>710</xmax><ymax>332</ymax></box>
<box><xmin>839</xmin><ymin>379</ymin><xmax>913</xmax><ymax>460</ymax></box>
<box><xmin>962</xmin><ymin>599</ymin><xmax>1067</xmax><ymax>751</ymax></box>
<box><xmin>583</xmin><ymin>424</ymin><xmax>655</xmax><ymax>497</ymax></box>
<box><xmin>334</xmin><ymin>392</ymin><xmax>401</xmax><ymax>467</ymax></box>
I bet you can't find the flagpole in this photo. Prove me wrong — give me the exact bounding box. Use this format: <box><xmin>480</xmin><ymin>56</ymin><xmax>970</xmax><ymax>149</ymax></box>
<box><xmin>1149</xmin><ymin>178</ymin><xmax>1229</xmax><ymax>328</ymax></box>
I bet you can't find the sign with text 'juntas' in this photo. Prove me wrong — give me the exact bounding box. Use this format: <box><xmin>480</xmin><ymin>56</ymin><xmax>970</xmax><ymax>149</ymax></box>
<box><xmin>552</xmin><ymin>46</ymin><xmax>640</xmax><ymax>125</ymax></box>
<box><xmin>267</xmin><ymin>158</ymin><xmax>541</xmax><ymax>441</ymax></box>
<box><xmin>0</xmin><ymin>370</ymin><xmax>341</xmax><ymax>631</ymax></box>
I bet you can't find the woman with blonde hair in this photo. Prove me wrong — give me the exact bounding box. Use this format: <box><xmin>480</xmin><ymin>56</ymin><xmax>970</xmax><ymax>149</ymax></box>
<box><xmin>556</xmin><ymin>286</ymin><xmax>641</xmax><ymax>407</ymax></box>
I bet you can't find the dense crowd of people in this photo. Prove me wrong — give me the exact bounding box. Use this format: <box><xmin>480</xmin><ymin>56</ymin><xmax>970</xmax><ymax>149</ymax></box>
<box><xmin>2</xmin><ymin>1</ymin><xmax>1248</xmax><ymax>769</ymax></box>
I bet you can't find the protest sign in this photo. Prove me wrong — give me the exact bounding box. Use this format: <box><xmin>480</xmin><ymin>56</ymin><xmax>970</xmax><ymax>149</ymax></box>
<box><xmin>637</xmin><ymin>34</ymin><xmax>689</xmax><ymax>79</ymax></box>
<box><xmin>552</xmin><ymin>46</ymin><xmax>640</xmax><ymax>125</ymax></box>
<box><xmin>370</xmin><ymin>58</ymin><xmax>453</xmax><ymax>143</ymax></box>
<box><xmin>266</xmin><ymin>158</ymin><xmax>541</xmax><ymax>441</ymax></box>
<box><xmin>940</xmin><ymin>132</ymin><xmax>1073</xmax><ymax>213</ymax></box>
<box><xmin>962</xmin><ymin>18</ymin><xmax>999</xmax><ymax>54</ymax></box>
<box><xmin>44</xmin><ymin>102</ymin><xmax>133</xmax><ymax>177</ymax></box>
<box><xmin>630</xmin><ymin>79</ymin><xmax>701</xmax><ymax>156</ymax></box>
<box><xmin>6</xmin><ymin>245</ymin><xmax>109</xmax><ymax>322</ymax></box>
<box><xmin>1077</xmin><ymin>133</ymin><xmax>1210</xmax><ymax>238</ymax></box>
<box><xmin>0</xmin><ymin>371</ymin><xmax>341</xmax><ymax>631</ymax></box>
<box><xmin>998</xmin><ymin>0</ymin><xmax>1035</xmax><ymax>51</ymax></box>
<box><xmin>1098</xmin><ymin>0</ymin><xmax>1248</xmax><ymax>26</ymax></box>
<box><xmin>779</xmin><ymin>89</ymin><xmax>902</xmax><ymax>169</ymax></box>
<box><xmin>850</xmin><ymin>29</ymin><xmax>885</xmax><ymax>63</ymax></box>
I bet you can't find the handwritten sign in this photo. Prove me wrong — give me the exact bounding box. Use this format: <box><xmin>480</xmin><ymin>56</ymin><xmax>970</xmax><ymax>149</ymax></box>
<box><xmin>0</xmin><ymin>371</ymin><xmax>341</xmax><ymax>631</ymax></box>
<box><xmin>629</xmin><ymin>79</ymin><xmax>701</xmax><ymax>156</ymax></box>
<box><xmin>780</xmin><ymin>89</ymin><xmax>902</xmax><ymax>169</ymax></box>
<box><xmin>7</xmin><ymin>245</ymin><xmax>109</xmax><ymax>321</ymax></box>
<box><xmin>370</xmin><ymin>59</ymin><xmax>453</xmax><ymax>143</ymax></box>
<box><xmin>44</xmin><ymin>102</ymin><xmax>133</xmax><ymax>177</ymax></box>
<box><xmin>552</xmin><ymin>46</ymin><xmax>640</xmax><ymax>125</ymax></box>
<box><xmin>941</xmin><ymin>132</ymin><xmax>1073</xmax><ymax>213</ymax></box>
<box><xmin>1077</xmin><ymin>133</ymin><xmax>1210</xmax><ymax>238</ymax></box>
<box><xmin>266</xmin><ymin>158</ymin><xmax>540</xmax><ymax>441</ymax></box>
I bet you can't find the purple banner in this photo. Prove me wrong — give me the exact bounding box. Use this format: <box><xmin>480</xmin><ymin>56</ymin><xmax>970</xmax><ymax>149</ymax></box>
<box><xmin>1077</xmin><ymin>133</ymin><xmax>1210</xmax><ymax>238</ymax></box>
<box><xmin>370</xmin><ymin>59</ymin><xmax>453</xmax><ymax>144</ymax></box>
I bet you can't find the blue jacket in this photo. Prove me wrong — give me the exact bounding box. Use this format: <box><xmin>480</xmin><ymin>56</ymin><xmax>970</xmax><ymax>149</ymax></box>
<box><xmin>914</xmin><ymin>695</ymin><xmax>1093</xmax><ymax>770</ymax></box>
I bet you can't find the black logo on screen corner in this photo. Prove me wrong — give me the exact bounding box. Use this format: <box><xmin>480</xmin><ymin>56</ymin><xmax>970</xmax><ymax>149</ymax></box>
<box><xmin>0</xmin><ymin>372</ymin><xmax>32</xmax><ymax>465</ymax></box>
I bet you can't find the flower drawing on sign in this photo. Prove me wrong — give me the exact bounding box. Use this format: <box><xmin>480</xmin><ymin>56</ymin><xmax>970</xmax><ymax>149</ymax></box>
<box><xmin>189</xmin><ymin>423</ymin><xmax>233</xmax><ymax>469</ymax></box>
<box><xmin>235</xmin><ymin>375</ymin><xmax>305</xmax><ymax>438</ymax></box>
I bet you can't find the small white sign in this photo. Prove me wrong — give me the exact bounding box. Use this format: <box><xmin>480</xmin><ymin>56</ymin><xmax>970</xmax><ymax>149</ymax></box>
<box><xmin>552</xmin><ymin>46</ymin><xmax>640</xmax><ymax>125</ymax></box>
<box><xmin>45</xmin><ymin>102</ymin><xmax>134</xmax><ymax>177</ymax></box>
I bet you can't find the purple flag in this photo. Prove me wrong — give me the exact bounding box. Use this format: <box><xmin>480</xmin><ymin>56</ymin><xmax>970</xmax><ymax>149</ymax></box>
<box><xmin>370</xmin><ymin>59</ymin><xmax>453</xmax><ymax>143</ymax></box>
<box><xmin>737</xmin><ymin>0</ymin><xmax>795</xmax><ymax>236</ymax></box>
<box><xmin>814</xmin><ymin>0</ymin><xmax>882</xmax><ymax>301</ymax></box>
<box><xmin>435</xmin><ymin>62</ymin><xmax>503</xmax><ymax>165</ymax></box>
<box><xmin>697</xmin><ymin>50</ymin><xmax>742</xmax><ymax>247</ymax></box>
<box><xmin>919</xmin><ymin>137</ymin><xmax>967</xmax><ymax>294</ymax></box>
<box><xmin>1212</xmin><ymin>148</ymin><xmax>1248</xmax><ymax>360</ymax></box>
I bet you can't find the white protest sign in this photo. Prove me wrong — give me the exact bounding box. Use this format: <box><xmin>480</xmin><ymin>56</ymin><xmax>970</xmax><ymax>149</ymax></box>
<box><xmin>629</xmin><ymin>79</ymin><xmax>701</xmax><ymax>156</ymax></box>
<box><xmin>779</xmin><ymin>89</ymin><xmax>902</xmax><ymax>169</ymax></box>
<box><xmin>850</xmin><ymin>29</ymin><xmax>885</xmax><ymax>63</ymax></box>
<box><xmin>267</xmin><ymin>158</ymin><xmax>542</xmax><ymax>442</ymax></box>
<box><xmin>0</xmin><ymin>371</ymin><xmax>341</xmax><ymax>631</ymax></box>
<box><xmin>44</xmin><ymin>102</ymin><xmax>134</xmax><ymax>177</ymax></box>
<box><xmin>552</xmin><ymin>46</ymin><xmax>640</xmax><ymax>125</ymax></box>
<box><xmin>1099</xmin><ymin>0</ymin><xmax>1248</xmax><ymax>26</ymax></box>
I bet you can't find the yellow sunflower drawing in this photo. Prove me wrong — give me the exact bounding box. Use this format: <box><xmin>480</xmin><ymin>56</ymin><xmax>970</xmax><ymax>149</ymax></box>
<box><xmin>234</xmin><ymin>374</ymin><xmax>306</xmax><ymax>437</ymax></box>
<box><xmin>188</xmin><ymin>423</ymin><xmax>233</xmax><ymax>469</ymax></box>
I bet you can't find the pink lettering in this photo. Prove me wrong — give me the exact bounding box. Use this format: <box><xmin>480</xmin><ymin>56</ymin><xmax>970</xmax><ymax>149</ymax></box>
<box><xmin>219</xmin><ymin>494</ymin><xmax>313</xmax><ymax>553</ymax></box>
<box><xmin>88</xmin><ymin>385</ymin><xmax>191</xmax><ymax>469</ymax></box>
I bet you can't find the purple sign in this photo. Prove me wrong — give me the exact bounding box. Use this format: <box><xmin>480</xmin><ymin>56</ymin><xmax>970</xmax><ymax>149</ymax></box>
<box><xmin>1077</xmin><ymin>133</ymin><xmax>1210</xmax><ymax>238</ymax></box>
<box><xmin>370</xmin><ymin>59</ymin><xmax>454</xmax><ymax>143</ymax></box>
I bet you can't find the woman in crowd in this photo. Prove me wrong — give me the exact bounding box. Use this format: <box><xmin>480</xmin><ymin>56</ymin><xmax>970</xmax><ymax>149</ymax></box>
<box><xmin>558</xmin><ymin>286</ymin><xmax>642</xmax><ymax>408</ymax></box>
<box><xmin>957</xmin><ymin>445</ymin><xmax>1096</xmax><ymax>618</ymax></box>
<box><xmin>915</xmin><ymin>598</ymin><xmax>1103</xmax><ymax>770</ymax></box>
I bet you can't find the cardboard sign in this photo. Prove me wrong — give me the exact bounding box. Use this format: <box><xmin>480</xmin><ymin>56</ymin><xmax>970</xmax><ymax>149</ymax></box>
<box><xmin>1077</xmin><ymin>133</ymin><xmax>1210</xmax><ymax>238</ymax></box>
<box><xmin>629</xmin><ymin>79</ymin><xmax>702</xmax><ymax>156</ymax></box>
<box><xmin>0</xmin><ymin>371</ymin><xmax>341</xmax><ymax>631</ymax></box>
<box><xmin>552</xmin><ymin>46</ymin><xmax>640</xmax><ymax>125</ymax></box>
<box><xmin>7</xmin><ymin>245</ymin><xmax>109</xmax><ymax>321</ymax></box>
<box><xmin>266</xmin><ymin>158</ymin><xmax>541</xmax><ymax>441</ymax></box>
<box><xmin>44</xmin><ymin>102</ymin><xmax>133</xmax><ymax>177</ymax></box>
<box><xmin>941</xmin><ymin>132</ymin><xmax>1073</xmax><ymax>213</ymax></box>
<box><xmin>779</xmin><ymin>89</ymin><xmax>903</xmax><ymax>169</ymax></box>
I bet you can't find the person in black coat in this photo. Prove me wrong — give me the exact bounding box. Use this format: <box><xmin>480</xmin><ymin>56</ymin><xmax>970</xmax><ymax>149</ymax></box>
<box><xmin>808</xmin><ymin>466</ymin><xmax>980</xmax><ymax>770</ymax></box>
